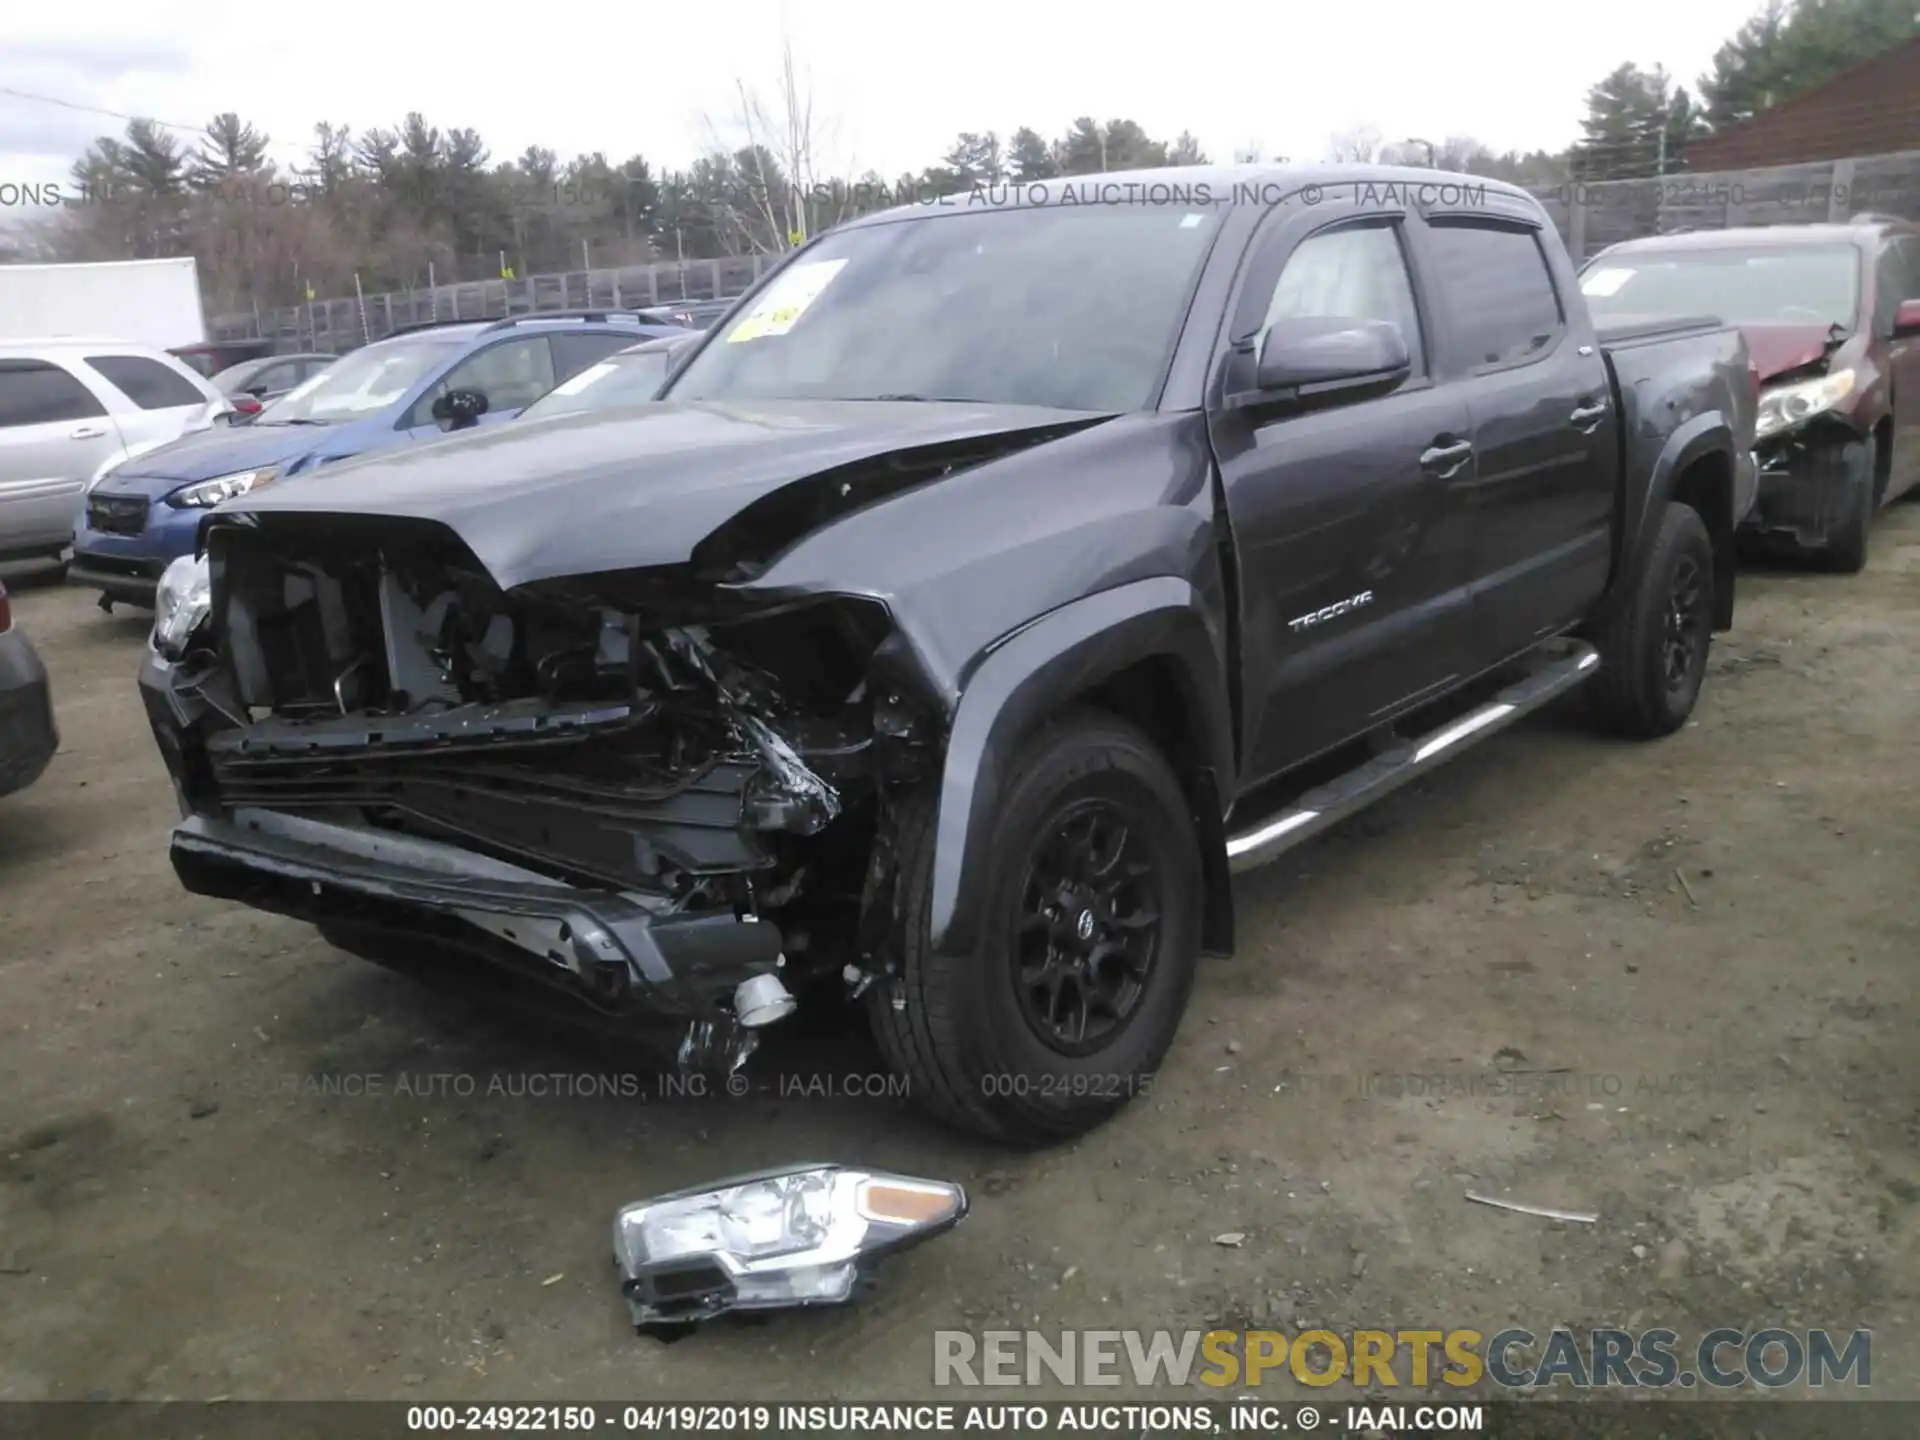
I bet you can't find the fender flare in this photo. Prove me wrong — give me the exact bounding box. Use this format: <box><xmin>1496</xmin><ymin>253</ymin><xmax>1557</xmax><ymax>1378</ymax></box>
<box><xmin>1609</xmin><ymin>411</ymin><xmax>1740</xmax><ymax>630</ymax></box>
<box><xmin>925</xmin><ymin>576</ymin><xmax>1235</xmax><ymax>959</ymax></box>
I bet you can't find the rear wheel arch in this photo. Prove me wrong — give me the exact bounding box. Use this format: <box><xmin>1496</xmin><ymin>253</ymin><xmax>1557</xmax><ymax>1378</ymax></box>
<box><xmin>1668</xmin><ymin>449</ymin><xmax>1736</xmax><ymax>630</ymax></box>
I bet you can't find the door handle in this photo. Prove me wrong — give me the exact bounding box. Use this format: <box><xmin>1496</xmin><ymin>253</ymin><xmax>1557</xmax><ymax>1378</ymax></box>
<box><xmin>1569</xmin><ymin>400</ymin><xmax>1608</xmax><ymax>432</ymax></box>
<box><xmin>1420</xmin><ymin>437</ymin><xmax>1473</xmax><ymax>477</ymax></box>
<box><xmin>69</xmin><ymin>425</ymin><xmax>107</xmax><ymax>440</ymax></box>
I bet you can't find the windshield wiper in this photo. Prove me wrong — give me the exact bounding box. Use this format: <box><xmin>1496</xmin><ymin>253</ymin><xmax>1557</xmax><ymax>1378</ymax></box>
<box><xmin>871</xmin><ymin>393</ymin><xmax>979</xmax><ymax>403</ymax></box>
<box><xmin>257</xmin><ymin>417</ymin><xmax>329</xmax><ymax>426</ymax></box>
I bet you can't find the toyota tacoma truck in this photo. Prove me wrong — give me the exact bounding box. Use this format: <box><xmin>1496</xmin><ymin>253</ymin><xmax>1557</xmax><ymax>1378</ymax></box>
<box><xmin>137</xmin><ymin>167</ymin><xmax>1757</xmax><ymax>1146</ymax></box>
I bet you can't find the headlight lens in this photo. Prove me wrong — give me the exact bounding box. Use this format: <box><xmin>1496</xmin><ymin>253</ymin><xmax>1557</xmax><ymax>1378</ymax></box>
<box><xmin>152</xmin><ymin>553</ymin><xmax>212</xmax><ymax>660</ymax></box>
<box><xmin>169</xmin><ymin>467</ymin><xmax>277</xmax><ymax>509</ymax></box>
<box><xmin>613</xmin><ymin>1165</ymin><xmax>966</xmax><ymax>1329</ymax></box>
<box><xmin>1756</xmin><ymin>369</ymin><xmax>1855</xmax><ymax>441</ymax></box>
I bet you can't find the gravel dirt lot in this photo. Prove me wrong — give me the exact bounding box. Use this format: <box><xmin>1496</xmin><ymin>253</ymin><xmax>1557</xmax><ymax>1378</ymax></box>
<box><xmin>1</xmin><ymin>506</ymin><xmax>1916</xmax><ymax>1406</ymax></box>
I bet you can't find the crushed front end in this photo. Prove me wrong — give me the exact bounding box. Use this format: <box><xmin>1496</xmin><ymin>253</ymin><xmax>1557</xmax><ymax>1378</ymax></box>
<box><xmin>140</xmin><ymin>515</ymin><xmax>940</xmax><ymax>1067</ymax></box>
<box><xmin>1740</xmin><ymin>362</ymin><xmax>1874</xmax><ymax>553</ymax></box>
<box><xmin>1746</xmin><ymin>422</ymin><xmax>1871</xmax><ymax>550</ymax></box>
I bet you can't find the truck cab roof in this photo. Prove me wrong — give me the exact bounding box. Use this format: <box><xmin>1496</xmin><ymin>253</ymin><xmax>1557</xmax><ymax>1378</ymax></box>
<box><xmin>848</xmin><ymin>162</ymin><xmax>1540</xmax><ymax>229</ymax></box>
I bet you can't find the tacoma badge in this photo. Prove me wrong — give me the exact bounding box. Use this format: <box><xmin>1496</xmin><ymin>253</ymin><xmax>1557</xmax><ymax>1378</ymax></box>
<box><xmin>1288</xmin><ymin>591</ymin><xmax>1374</xmax><ymax>632</ymax></box>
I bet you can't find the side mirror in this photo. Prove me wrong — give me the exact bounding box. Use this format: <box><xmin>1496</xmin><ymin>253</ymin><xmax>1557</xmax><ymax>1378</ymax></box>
<box><xmin>1251</xmin><ymin>318</ymin><xmax>1411</xmax><ymax>400</ymax></box>
<box><xmin>430</xmin><ymin>388</ymin><xmax>490</xmax><ymax>429</ymax></box>
<box><xmin>1894</xmin><ymin>299</ymin><xmax>1920</xmax><ymax>338</ymax></box>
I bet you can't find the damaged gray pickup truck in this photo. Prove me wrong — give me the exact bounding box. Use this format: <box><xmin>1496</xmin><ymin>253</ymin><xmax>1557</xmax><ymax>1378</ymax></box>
<box><xmin>139</xmin><ymin>166</ymin><xmax>1757</xmax><ymax>1146</ymax></box>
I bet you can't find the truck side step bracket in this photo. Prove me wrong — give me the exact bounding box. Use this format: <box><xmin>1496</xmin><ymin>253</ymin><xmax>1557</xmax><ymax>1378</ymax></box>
<box><xmin>1224</xmin><ymin>639</ymin><xmax>1600</xmax><ymax>874</ymax></box>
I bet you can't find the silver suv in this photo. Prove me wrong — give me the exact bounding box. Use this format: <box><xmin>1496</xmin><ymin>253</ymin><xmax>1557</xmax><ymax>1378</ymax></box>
<box><xmin>0</xmin><ymin>339</ymin><xmax>232</xmax><ymax>568</ymax></box>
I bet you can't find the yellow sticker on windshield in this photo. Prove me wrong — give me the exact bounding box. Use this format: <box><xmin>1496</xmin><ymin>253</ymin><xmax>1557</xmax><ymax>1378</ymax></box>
<box><xmin>726</xmin><ymin>258</ymin><xmax>848</xmax><ymax>343</ymax></box>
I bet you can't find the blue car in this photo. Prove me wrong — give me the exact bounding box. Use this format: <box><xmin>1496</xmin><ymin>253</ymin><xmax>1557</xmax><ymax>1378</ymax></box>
<box><xmin>70</xmin><ymin>311</ymin><xmax>685</xmax><ymax>608</ymax></box>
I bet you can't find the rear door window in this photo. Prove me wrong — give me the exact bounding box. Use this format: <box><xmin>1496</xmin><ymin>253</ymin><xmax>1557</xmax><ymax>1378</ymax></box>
<box><xmin>0</xmin><ymin>359</ymin><xmax>110</xmax><ymax>427</ymax></box>
<box><xmin>1424</xmin><ymin>221</ymin><xmax>1565</xmax><ymax>370</ymax></box>
<box><xmin>84</xmin><ymin>354</ymin><xmax>208</xmax><ymax>410</ymax></box>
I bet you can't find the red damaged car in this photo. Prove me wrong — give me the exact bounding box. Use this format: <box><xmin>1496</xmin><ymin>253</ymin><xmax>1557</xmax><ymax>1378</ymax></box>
<box><xmin>1581</xmin><ymin>218</ymin><xmax>1920</xmax><ymax>572</ymax></box>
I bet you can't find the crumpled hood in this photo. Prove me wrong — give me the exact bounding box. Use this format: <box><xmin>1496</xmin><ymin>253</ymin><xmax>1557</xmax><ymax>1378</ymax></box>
<box><xmin>98</xmin><ymin>422</ymin><xmax>328</xmax><ymax>497</ymax></box>
<box><xmin>223</xmin><ymin>399</ymin><xmax>1108</xmax><ymax>590</ymax></box>
<box><xmin>1741</xmin><ymin>323</ymin><xmax>1842</xmax><ymax>384</ymax></box>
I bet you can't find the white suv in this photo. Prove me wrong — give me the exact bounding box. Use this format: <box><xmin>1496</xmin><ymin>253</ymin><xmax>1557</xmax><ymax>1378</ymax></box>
<box><xmin>0</xmin><ymin>339</ymin><xmax>232</xmax><ymax>569</ymax></box>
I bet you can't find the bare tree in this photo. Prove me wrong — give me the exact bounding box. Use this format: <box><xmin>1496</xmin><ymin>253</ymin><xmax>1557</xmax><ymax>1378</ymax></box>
<box><xmin>1323</xmin><ymin>124</ymin><xmax>1385</xmax><ymax>163</ymax></box>
<box><xmin>700</xmin><ymin>36</ymin><xmax>854</xmax><ymax>253</ymax></box>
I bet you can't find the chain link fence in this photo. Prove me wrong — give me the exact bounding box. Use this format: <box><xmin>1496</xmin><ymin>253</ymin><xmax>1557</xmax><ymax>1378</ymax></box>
<box><xmin>210</xmin><ymin>254</ymin><xmax>775</xmax><ymax>354</ymax></box>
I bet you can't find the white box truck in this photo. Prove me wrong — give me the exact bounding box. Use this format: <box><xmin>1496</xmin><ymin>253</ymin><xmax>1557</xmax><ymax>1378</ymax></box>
<box><xmin>0</xmin><ymin>257</ymin><xmax>207</xmax><ymax>350</ymax></box>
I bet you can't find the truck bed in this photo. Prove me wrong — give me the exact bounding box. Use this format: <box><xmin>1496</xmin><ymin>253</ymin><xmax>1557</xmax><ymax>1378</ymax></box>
<box><xmin>1599</xmin><ymin>315</ymin><xmax>1759</xmax><ymax>605</ymax></box>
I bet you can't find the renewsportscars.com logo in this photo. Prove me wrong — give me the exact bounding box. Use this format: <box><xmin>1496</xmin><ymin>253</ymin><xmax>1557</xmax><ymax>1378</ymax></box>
<box><xmin>933</xmin><ymin>1326</ymin><xmax>1872</xmax><ymax>1390</ymax></box>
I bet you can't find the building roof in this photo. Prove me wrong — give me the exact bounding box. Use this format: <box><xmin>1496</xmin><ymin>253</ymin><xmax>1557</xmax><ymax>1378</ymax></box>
<box><xmin>1686</xmin><ymin>36</ymin><xmax>1920</xmax><ymax>171</ymax></box>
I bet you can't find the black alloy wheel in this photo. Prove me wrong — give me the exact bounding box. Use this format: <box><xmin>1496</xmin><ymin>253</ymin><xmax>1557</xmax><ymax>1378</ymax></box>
<box><xmin>1661</xmin><ymin>551</ymin><xmax>1710</xmax><ymax>699</ymax></box>
<box><xmin>1012</xmin><ymin>797</ymin><xmax>1164</xmax><ymax>1055</ymax></box>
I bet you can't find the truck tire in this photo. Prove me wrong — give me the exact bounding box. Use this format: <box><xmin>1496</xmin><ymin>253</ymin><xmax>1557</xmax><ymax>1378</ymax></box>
<box><xmin>867</xmin><ymin>711</ymin><xmax>1203</xmax><ymax>1147</ymax></box>
<box><xmin>1590</xmin><ymin>502</ymin><xmax>1715</xmax><ymax>739</ymax></box>
<box><xmin>1819</xmin><ymin>436</ymin><xmax>1873</xmax><ymax>575</ymax></box>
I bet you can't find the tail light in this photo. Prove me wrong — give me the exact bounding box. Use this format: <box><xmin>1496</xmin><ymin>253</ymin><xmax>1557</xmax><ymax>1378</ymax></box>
<box><xmin>232</xmin><ymin>394</ymin><xmax>263</xmax><ymax>415</ymax></box>
<box><xmin>0</xmin><ymin>581</ymin><xmax>12</xmax><ymax>635</ymax></box>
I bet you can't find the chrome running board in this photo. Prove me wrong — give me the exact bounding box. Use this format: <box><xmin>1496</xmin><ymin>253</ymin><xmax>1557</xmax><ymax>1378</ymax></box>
<box><xmin>1225</xmin><ymin>639</ymin><xmax>1601</xmax><ymax>875</ymax></box>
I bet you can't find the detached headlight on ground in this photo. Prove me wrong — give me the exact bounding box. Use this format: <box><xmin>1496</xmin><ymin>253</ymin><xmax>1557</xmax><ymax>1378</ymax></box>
<box><xmin>152</xmin><ymin>554</ymin><xmax>212</xmax><ymax>660</ymax></box>
<box><xmin>1756</xmin><ymin>369</ymin><xmax>1855</xmax><ymax>441</ymax></box>
<box><xmin>613</xmin><ymin>1164</ymin><xmax>967</xmax><ymax>1331</ymax></box>
<box><xmin>170</xmin><ymin>467</ymin><xmax>277</xmax><ymax>509</ymax></box>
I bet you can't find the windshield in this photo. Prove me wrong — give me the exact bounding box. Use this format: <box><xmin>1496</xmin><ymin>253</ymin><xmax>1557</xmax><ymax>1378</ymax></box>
<box><xmin>1581</xmin><ymin>246</ymin><xmax>1861</xmax><ymax>329</ymax></box>
<box><xmin>521</xmin><ymin>348</ymin><xmax>674</xmax><ymax>419</ymax></box>
<box><xmin>256</xmin><ymin>339</ymin><xmax>454</xmax><ymax>423</ymax></box>
<box><xmin>663</xmin><ymin>204</ymin><xmax>1223</xmax><ymax>411</ymax></box>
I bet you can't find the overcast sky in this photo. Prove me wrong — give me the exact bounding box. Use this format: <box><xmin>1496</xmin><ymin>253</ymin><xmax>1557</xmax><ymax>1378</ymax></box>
<box><xmin>2</xmin><ymin>0</ymin><xmax>1765</xmax><ymax>193</ymax></box>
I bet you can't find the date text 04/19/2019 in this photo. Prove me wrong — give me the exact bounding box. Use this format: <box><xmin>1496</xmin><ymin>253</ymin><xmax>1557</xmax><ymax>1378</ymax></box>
<box><xmin>405</xmin><ymin>1403</ymin><xmax>1484</xmax><ymax>1433</ymax></box>
<box><xmin>407</xmin><ymin>1406</ymin><xmax>773</xmax><ymax>1433</ymax></box>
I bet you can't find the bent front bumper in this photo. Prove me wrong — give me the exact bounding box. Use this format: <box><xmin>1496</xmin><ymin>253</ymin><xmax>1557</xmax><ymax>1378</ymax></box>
<box><xmin>142</xmin><ymin>647</ymin><xmax>787</xmax><ymax>1022</ymax></box>
<box><xmin>170</xmin><ymin>808</ymin><xmax>787</xmax><ymax>1019</ymax></box>
<box><xmin>1740</xmin><ymin>425</ymin><xmax>1868</xmax><ymax>550</ymax></box>
<box><xmin>68</xmin><ymin>552</ymin><xmax>167</xmax><ymax>606</ymax></box>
